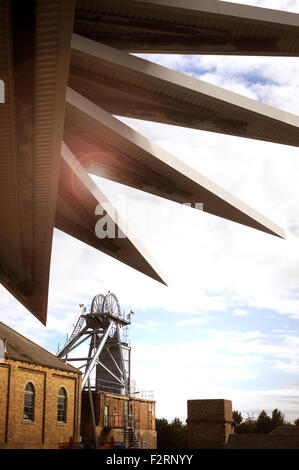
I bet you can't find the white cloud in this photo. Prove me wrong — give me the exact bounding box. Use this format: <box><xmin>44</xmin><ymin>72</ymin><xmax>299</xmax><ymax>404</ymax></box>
<box><xmin>1</xmin><ymin>0</ymin><xmax>299</xmax><ymax>422</ymax></box>
<box><xmin>114</xmin><ymin>111</ymin><xmax>299</xmax><ymax>322</ymax></box>
<box><xmin>231</xmin><ymin>385</ymin><xmax>299</xmax><ymax>422</ymax></box>
<box><xmin>131</xmin><ymin>328</ymin><xmax>299</xmax><ymax>422</ymax></box>
<box><xmin>234</xmin><ymin>309</ymin><xmax>252</xmax><ymax>317</ymax></box>
<box><xmin>133</xmin><ymin>320</ymin><xmax>163</xmax><ymax>332</ymax></box>
<box><xmin>174</xmin><ymin>317</ymin><xmax>214</xmax><ymax>327</ymax></box>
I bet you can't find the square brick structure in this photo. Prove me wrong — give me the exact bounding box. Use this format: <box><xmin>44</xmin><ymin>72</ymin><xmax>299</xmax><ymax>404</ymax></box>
<box><xmin>81</xmin><ymin>390</ymin><xmax>157</xmax><ymax>449</ymax></box>
<box><xmin>187</xmin><ymin>399</ymin><xmax>234</xmax><ymax>449</ymax></box>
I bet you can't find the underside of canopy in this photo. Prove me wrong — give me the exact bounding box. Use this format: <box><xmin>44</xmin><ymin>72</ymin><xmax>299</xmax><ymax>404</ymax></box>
<box><xmin>64</xmin><ymin>88</ymin><xmax>285</xmax><ymax>239</ymax></box>
<box><xmin>0</xmin><ymin>0</ymin><xmax>297</xmax><ymax>324</ymax></box>
<box><xmin>74</xmin><ymin>0</ymin><xmax>299</xmax><ymax>55</ymax></box>
<box><xmin>70</xmin><ymin>34</ymin><xmax>299</xmax><ymax>147</ymax></box>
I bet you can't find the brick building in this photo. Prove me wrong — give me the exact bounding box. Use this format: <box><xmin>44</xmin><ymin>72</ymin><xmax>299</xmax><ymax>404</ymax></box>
<box><xmin>0</xmin><ymin>321</ymin><xmax>81</xmax><ymax>449</ymax></box>
<box><xmin>187</xmin><ymin>399</ymin><xmax>299</xmax><ymax>449</ymax></box>
<box><xmin>81</xmin><ymin>390</ymin><xmax>157</xmax><ymax>448</ymax></box>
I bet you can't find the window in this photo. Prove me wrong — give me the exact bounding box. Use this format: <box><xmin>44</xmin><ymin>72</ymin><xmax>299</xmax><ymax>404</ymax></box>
<box><xmin>23</xmin><ymin>382</ymin><xmax>35</xmax><ymax>421</ymax></box>
<box><xmin>104</xmin><ymin>405</ymin><xmax>109</xmax><ymax>427</ymax></box>
<box><xmin>124</xmin><ymin>401</ymin><xmax>128</xmax><ymax>418</ymax></box>
<box><xmin>57</xmin><ymin>387</ymin><xmax>67</xmax><ymax>423</ymax></box>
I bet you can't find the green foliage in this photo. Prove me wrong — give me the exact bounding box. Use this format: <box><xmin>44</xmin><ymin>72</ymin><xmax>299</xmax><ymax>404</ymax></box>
<box><xmin>156</xmin><ymin>410</ymin><xmax>299</xmax><ymax>447</ymax></box>
<box><xmin>271</xmin><ymin>408</ymin><xmax>285</xmax><ymax>429</ymax></box>
<box><xmin>233</xmin><ymin>408</ymin><xmax>299</xmax><ymax>434</ymax></box>
<box><xmin>232</xmin><ymin>410</ymin><xmax>243</xmax><ymax>426</ymax></box>
<box><xmin>156</xmin><ymin>417</ymin><xmax>188</xmax><ymax>449</ymax></box>
<box><xmin>256</xmin><ymin>410</ymin><xmax>273</xmax><ymax>433</ymax></box>
<box><xmin>237</xmin><ymin>414</ymin><xmax>258</xmax><ymax>434</ymax></box>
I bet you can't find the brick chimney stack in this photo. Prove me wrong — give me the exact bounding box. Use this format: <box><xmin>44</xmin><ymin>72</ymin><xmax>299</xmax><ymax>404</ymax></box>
<box><xmin>187</xmin><ymin>399</ymin><xmax>234</xmax><ymax>449</ymax></box>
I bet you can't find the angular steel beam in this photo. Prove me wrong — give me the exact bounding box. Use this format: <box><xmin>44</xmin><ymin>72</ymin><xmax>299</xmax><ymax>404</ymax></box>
<box><xmin>57</xmin><ymin>141</ymin><xmax>167</xmax><ymax>285</ymax></box>
<box><xmin>57</xmin><ymin>325</ymin><xmax>89</xmax><ymax>359</ymax></box>
<box><xmin>96</xmin><ymin>360</ymin><xmax>125</xmax><ymax>387</ymax></box>
<box><xmin>65</xmin><ymin>88</ymin><xmax>284</xmax><ymax>239</ymax></box>
<box><xmin>70</xmin><ymin>34</ymin><xmax>299</xmax><ymax>148</ymax></box>
<box><xmin>1</xmin><ymin>1</ymin><xmax>295</xmax><ymax>325</ymax></box>
<box><xmin>82</xmin><ymin>321</ymin><xmax>113</xmax><ymax>388</ymax></box>
<box><xmin>74</xmin><ymin>0</ymin><xmax>299</xmax><ymax>55</ymax></box>
<box><xmin>0</xmin><ymin>0</ymin><xmax>75</xmax><ymax>324</ymax></box>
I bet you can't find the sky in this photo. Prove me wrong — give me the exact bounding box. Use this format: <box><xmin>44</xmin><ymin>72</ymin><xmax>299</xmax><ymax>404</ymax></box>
<box><xmin>1</xmin><ymin>0</ymin><xmax>299</xmax><ymax>424</ymax></box>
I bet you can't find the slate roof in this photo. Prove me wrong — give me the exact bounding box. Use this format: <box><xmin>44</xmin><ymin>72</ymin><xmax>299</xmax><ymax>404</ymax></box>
<box><xmin>0</xmin><ymin>321</ymin><xmax>80</xmax><ymax>374</ymax></box>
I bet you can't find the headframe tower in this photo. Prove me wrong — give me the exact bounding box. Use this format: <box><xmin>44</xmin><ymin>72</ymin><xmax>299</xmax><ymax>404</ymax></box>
<box><xmin>57</xmin><ymin>291</ymin><xmax>133</xmax><ymax>447</ymax></box>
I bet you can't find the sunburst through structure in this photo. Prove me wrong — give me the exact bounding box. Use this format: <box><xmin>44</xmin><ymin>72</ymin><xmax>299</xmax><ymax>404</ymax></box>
<box><xmin>2</xmin><ymin>0</ymin><xmax>299</xmax><ymax>324</ymax></box>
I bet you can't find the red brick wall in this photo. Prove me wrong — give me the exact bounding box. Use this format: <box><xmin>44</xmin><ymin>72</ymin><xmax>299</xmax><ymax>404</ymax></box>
<box><xmin>0</xmin><ymin>359</ymin><xmax>81</xmax><ymax>449</ymax></box>
<box><xmin>80</xmin><ymin>391</ymin><xmax>157</xmax><ymax>448</ymax></box>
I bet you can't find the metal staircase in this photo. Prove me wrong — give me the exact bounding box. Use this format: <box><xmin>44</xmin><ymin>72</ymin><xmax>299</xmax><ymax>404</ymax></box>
<box><xmin>69</xmin><ymin>315</ymin><xmax>85</xmax><ymax>343</ymax></box>
<box><xmin>56</xmin><ymin>312</ymin><xmax>86</xmax><ymax>355</ymax></box>
<box><xmin>125</xmin><ymin>427</ymin><xmax>140</xmax><ymax>449</ymax></box>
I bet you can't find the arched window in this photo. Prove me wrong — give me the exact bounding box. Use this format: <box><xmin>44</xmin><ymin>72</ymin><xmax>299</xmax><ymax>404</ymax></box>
<box><xmin>23</xmin><ymin>382</ymin><xmax>35</xmax><ymax>421</ymax></box>
<box><xmin>57</xmin><ymin>387</ymin><xmax>67</xmax><ymax>423</ymax></box>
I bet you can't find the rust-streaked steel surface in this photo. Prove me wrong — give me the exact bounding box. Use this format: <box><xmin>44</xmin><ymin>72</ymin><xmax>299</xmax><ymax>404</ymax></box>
<box><xmin>74</xmin><ymin>0</ymin><xmax>299</xmax><ymax>55</ymax></box>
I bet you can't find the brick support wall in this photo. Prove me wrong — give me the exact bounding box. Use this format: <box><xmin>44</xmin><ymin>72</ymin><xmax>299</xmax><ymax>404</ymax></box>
<box><xmin>81</xmin><ymin>391</ymin><xmax>157</xmax><ymax>449</ymax></box>
<box><xmin>0</xmin><ymin>359</ymin><xmax>81</xmax><ymax>449</ymax></box>
<box><xmin>187</xmin><ymin>399</ymin><xmax>234</xmax><ymax>449</ymax></box>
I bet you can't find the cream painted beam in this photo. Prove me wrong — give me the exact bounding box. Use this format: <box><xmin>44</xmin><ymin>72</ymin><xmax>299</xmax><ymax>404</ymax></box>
<box><xmin>65</xmin><ymin>88</ymin><xmax>285</xmax><ymax>240</ymax></box>
<box><xmin>74</xmin><ymin>0</ymin><xmax>299</xmax><ymax>55</ymax></box>
<box><xmin>70</xmin><ymin>34</ymin><xmax>299</xmax><ymax>148</ymax></box>
<box><xmin>57</xmin><ymin>142</ymin><xmax>166</xmax><ymax>286</ymax></box>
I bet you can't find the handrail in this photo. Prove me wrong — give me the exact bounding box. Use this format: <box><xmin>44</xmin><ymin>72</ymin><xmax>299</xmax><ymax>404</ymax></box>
<box><xmin>104</xmin><ymin>413</ymin><xmax>139</xmax><ymax>429</ymax></box>
<box><xmin>85</xmin><ymin>377</ymin><xmax>154</xmax><ymax>400</ymax></box>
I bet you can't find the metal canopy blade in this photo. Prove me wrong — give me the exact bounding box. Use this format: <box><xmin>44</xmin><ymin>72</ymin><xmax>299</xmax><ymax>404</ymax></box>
<box><xmin>74</xmin><ymin>0</ymin><xmax>299</xmax><ymax>56</ymax></box>
<box><xmin>69</xmin><ymin>34</ymin><xmax>299</xmax><ymax>148</ymax></box>
<box><xmin>0</xmin><ymin>0</ymin><xmax>75</xmax><ymax>324</ymax></box>
<box><xmin>57</xmin><ymin>141</ymin><xmax>167</xmax><ymax>285</ymax></box>
<box><xmin>64</xmin><ymin>88</ymin><xmax>285</xmax><ymax>239</ymax></box>
<box><xmin>0</xmin><ymin>1</ymin><xmax>294</xmax><ymax>325</ymax></box>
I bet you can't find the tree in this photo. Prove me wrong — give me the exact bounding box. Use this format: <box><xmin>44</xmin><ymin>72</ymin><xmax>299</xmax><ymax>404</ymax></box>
<box><xmin>294</xmin><ymin>418</ymin><xmax>299</xmax><ymax>427</ymax></box>
<box><xmin>232</xmin><ymin>410</ymin><xmax>243</xmax><ymax>432</ymax></box>
<box><xmin>234</xmin><ymin>408</ymin><xmax>292</xmax><ymax>434</ymax></box>
<box><xmin>237</xmin><ymin>414</ymin><xmax>258</xmax><ymax>434</ymax></box>
<box><xmin>156</xmin><ymin>417</ymin><xmax>187</xmax><ymax>449</ymax></box>
<box><xmin>233</xmin><ymin>410</ymin><xmax>243</xmax><ymax>426</ymax></box>
<box><xmin>256</xmin><ymin>410</ymin><xmax>272</xmax><ymax>433</ymax></box>
<box><xmin>156</xmin><ymin>418</ymin><xmax>170</xmax><ymax>449</ymax></box>
<box><xmin>271</xmin><ymin>408</ymin><xmax>285</xmax><ymax>429</ymax></box>
<box><xmin>170</xmin><ymin>417</ymin><xmax>188</xmax><ymax>448</ymax></box>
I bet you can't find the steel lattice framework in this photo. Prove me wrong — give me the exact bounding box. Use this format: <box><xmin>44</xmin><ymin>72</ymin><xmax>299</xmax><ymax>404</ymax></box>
<box><xmin>57</xmin><ymin>292</ymin><xmax>132</xmax><ymax>393</ymax></box>
<box><xmin>57</xmin><ymin>291</ymin><xmax>133</xmax><ymax>448</ymax></box>
<box><xmin>1</xmin><ymin>0</ymin><xmax>299</xmax><ymax>324</ymax></box>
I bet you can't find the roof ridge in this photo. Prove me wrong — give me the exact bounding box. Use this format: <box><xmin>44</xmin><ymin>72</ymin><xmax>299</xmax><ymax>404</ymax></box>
<box><xmin>0</xmin><ymin>320</ymin><xmax>80</xmax><ymax>373</ymax></box>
